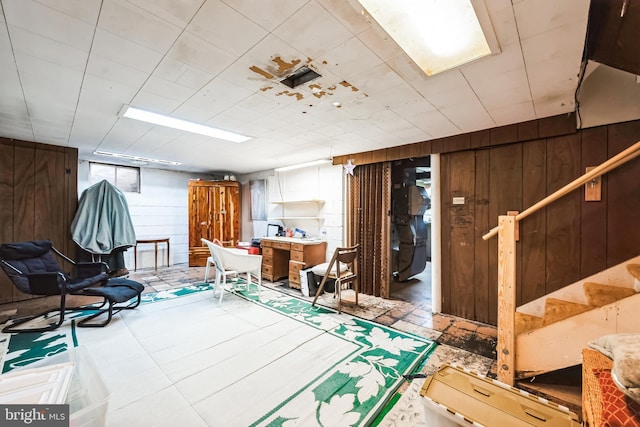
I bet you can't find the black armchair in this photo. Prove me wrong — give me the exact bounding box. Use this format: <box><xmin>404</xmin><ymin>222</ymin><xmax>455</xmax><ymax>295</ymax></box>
<box><xmin>0</xmin><ymin>240</ymin><xmax>144</xmax><ymax>333</ymax></box>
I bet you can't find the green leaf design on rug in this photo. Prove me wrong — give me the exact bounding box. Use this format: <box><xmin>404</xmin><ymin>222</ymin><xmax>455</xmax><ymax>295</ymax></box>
<box><xmin>1</xmin><ymin>282</ymin><xmax>436</xmax><ymax>426</ymax></box>
<box><xmin>230</xmin><ymin>287</ymin><xmax>436</xmax><ymax>426</ymax></box>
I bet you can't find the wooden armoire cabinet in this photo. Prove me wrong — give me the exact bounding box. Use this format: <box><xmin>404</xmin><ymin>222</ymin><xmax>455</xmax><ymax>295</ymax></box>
<box><xmin>188</xmin><ymin>180</ymin><xmax>241</xmax><ymax>266</ymax></box>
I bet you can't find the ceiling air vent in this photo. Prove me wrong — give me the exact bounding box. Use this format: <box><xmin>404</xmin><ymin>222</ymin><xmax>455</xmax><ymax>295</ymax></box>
<box><xmin>280</xmin><ymin>66</ymin><xmax>321</xmax><ymax>88</ymax></box>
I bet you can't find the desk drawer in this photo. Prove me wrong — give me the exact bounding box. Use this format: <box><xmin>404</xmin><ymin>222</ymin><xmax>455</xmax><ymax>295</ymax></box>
<box><xmin>288</xmin><ymin>273</ymin><xmax>301</xmax><ymax>288</ymax></box>
<box><xmin>289</xmin><ymin>260</ymin><xmax>304</xmax><ymax>274</ymax></box>
<box><xmin>290</xmin><ymin>250</ymin><xmax>304</xmax><ymax>262</ymax></box>
<box><xmin>262</xmin><ymin>255</ymin><xmax>272</xmax><ymax>267</ymax></box>
<box><xmin>289</xmin><ymin>260</ymin><xmax>304</xmax><ymax>288</ymax></box>
<box><xmin>291</xmin><ymin>243</ymin><xmax>304</xmax><ymax>252</ymax></box>
<box><xmin>262</xmin><ymin>247</ymin><xmax>273</xmax><ymax>257</ymax></box>
<box><xmin>261</xmin><ymin>240</ymin><xmax>273</xmax><ymax>248</ymax></box>
<box><xmin>262</xmin><ymin>264</ymin><xmax>273</xmax><ymax>276</ymax></box>
<box><xmin>273</xmin><ymin>241</ymin><xmax>291</xmax><ymax>250</ymax></box>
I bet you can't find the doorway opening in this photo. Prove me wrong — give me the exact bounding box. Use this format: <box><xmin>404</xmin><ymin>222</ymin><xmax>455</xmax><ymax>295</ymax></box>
<box><xmin>389</xmin><ymin>157</ymin><xmax>432</xmax><ymax>304</ymax></box>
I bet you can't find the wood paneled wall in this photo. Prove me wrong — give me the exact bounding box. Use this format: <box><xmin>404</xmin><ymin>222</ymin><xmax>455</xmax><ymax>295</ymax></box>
<box><xmin>441</xmin><ymin>120</ymin><xmax>640</xmax><ymax>325</ymax></box>
<box><xmin>0</xmin><ymin>138</ymin><xmax>78</xmax><ymax>304</ymax></box>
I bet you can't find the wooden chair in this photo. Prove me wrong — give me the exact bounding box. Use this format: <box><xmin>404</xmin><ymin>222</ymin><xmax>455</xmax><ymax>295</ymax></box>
<box><xmin>312</xmin><ymin>244</ymin><xmax>359</xmax><ymax>313</ymax></box>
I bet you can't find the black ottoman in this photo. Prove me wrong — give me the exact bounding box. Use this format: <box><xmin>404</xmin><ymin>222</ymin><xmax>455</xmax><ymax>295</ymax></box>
<box><xmin>74</xmin><ymin>278</ymin><xmax>144</xmax><ymax>327</ymax></box>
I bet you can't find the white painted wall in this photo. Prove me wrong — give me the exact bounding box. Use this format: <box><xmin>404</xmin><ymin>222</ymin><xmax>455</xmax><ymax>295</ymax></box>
<box><xmin>77</xmin><ymin>160</ymin><xmax>216</xmax><ymax>271</ymax></box>
<box><xmin>238</xmin><ymin>163</ymin><xmax>344</xmax><ymax>260</ymax></box>
<box><xmin>78</xmin><ymin>160</ymin><xmax>344</xmax><ymax>271</ymax></box>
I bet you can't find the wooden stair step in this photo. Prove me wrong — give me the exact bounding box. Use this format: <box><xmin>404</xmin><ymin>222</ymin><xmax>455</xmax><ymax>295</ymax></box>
<box><xmin>515</xmin><ymin>311</ymin><xmax>543</xmax><ymax>335</ymax></box>
<box><xmin>627</xmin><ymin>263</ymin><xmax>640</xmax><ymax>281</ymax></box>
<box><xmin>583</xmin><ymin>281</ymin><xmax>636</xmax><ymax>307</ymax></box>
<box><xmin>542</xmin><ymin>298</ymin><xmax>591</xmax><ymax>326</ymax></box>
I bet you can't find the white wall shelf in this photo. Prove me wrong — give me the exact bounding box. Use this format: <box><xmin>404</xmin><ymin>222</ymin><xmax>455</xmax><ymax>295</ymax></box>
<box><xmin>268</xmin><ymin>199</ymin><xmax>325</xmax><ymax>223</ymax></box>
<box><xmin>270</xmin><ymin>199</ymin><xmax>324</xmax><ymax>204</ymax></box>
<box><xmin>269</xmin><ymin>217</ymin><xmax>323</xmax><ymax>220</ymax></box>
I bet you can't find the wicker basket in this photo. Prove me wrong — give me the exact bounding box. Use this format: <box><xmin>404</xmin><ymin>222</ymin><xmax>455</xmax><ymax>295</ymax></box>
<box><xmin>582</xmin><ymin>347</ymin><xmax>614</xmax><ymax>426</ymax></box>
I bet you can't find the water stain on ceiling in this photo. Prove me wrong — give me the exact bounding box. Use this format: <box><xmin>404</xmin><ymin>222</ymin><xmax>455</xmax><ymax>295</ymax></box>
<box><xmin>249</xmin><ymin>56</ymin><xmax>364</xmax><ymax>102</ymax></box>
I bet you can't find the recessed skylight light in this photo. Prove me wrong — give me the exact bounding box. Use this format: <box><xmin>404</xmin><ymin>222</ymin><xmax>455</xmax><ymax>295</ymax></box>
<box><xmin>358</xmin><ymin>0</ymin><xmax>499</xmax><ymax>76</ymax></box>
<box><xmin>121</xmin><ymin>106</ymin><xmax>253</xmax><ymax>143</ymax></box>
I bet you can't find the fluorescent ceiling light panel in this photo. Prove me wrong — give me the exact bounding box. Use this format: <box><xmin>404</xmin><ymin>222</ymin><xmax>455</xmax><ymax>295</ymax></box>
<box><xmin>275</xmin><ymin>159</ymin><xmax>332</xmax><ymax>172</ymax></box>
<box><xmin>358</xmin><ymin>0</ymin><xmax>497</xmax><ymax>76</ymax></box>
<box><xmin>122</xmin><ymin>106</ymin><xmax>252</xmax><ymax>143</ymax></box>
<box><xmin>94</xmin><ymin>150</ymin><xmax>181</xmax><ymax>166</ymax></box>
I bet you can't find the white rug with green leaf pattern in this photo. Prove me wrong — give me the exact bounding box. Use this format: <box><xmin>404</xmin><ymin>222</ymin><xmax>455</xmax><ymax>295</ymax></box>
<box><xmin>1</xmin><ymin>282</ymin><xmax>435</xmax><ymax>426</ymax></box>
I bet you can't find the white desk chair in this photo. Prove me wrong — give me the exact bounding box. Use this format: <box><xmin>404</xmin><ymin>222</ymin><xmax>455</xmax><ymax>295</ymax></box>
<box><xmin>202</xmin><ymin>238</ymin><xmax>262</xmax><ymax>302</ymax></box>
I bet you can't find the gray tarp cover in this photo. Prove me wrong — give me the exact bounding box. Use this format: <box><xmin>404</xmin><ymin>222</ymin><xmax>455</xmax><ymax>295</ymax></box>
<box><xmin>71</xmin><ymin>180</ymin><xmax>136</xmax><ymax>255</ymax></box>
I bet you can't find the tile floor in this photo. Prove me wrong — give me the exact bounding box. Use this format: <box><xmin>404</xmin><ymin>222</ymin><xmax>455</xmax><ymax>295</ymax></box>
<box><xmin>125</xmin><ymin>264</ymin><xmax>499</xmax><ymax>377</ymax></box>
<box><xmin>0</xmin><ymin>263</ymin><xmax>501</xmax><ymax>426</ymax></box>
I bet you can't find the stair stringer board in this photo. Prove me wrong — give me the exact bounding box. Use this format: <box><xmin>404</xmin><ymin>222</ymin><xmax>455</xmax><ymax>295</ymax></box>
<box><xmin>514</xmin><ymin>292</ymin><xmax>640</xmax><ymax>379</ymax></box>
<box><xmin>517</xmin><ymin>255</ymin><xmax>640</xmax><ymax>317</ymax></box>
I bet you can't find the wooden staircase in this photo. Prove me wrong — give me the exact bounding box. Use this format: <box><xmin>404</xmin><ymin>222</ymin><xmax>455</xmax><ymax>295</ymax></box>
<box><xmin>514</xmin><ymin>256</ymin><xmax>640</xmax><ymax>379</ymax></box>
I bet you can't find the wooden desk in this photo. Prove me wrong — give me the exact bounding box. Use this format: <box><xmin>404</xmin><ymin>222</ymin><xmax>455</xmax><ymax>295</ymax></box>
<box><xmin>134</xmin><ymin>238</ymin><xmax>170</xmax><ymax>271</ymax></box>
<box><xmin>260</xmin><ymin>237</ymin><xmax>326</xmax><ymax>289</ymax></box>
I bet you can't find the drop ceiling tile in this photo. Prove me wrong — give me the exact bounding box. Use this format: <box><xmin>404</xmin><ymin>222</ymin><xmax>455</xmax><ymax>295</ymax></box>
<box><xmin>483</xmin><ymin>0</ymin><xmax>520</xmax><ymax>48</ymax></box>
<box><xmin>16</xmin><ymin>55</ymin><xmax>82</xmax><ymax>108</ymax></box>
<box><xmin>209</xmin><ymin>104</ymin><xmax>261</xmax><ymax>134</ymax></box>
<box><xmin>33</xmin><ymin>0</ymin><xmax>101</xmax><ymax>23</ymax></box>
<box><xmin>240</xmin><ymin>34</ymin><xmax>308</xmax><ymax>81</ymax></box>
<box><xmin>139</xmin><ymin>75</ymin><xmax>199</xmax><ymax>106</ymax></box>
<box><xmin>154</xmin><ymin>57</ymin><xmax>213</xmax><ymax>91</ymax></box>
<box><xmin>98</xmin><ymin>0</ymin><xmax>181</xmax><ymax>53</ymax></box>
<box><xmin>413</xmin><ymin>109</ymin><xmax>461</xmax><ymax>137</ymax></box>
<box><xmin>187</xmin><ymin>75</ymin><xmax>254</xmax><ymax>109</ymax></box>
<box><xmin>317</xmin><ymin>36</ymin><xmax>384</xmax><ymax>82</ymax></box>
<box><xmin>7</xmin><ymin>25</ymin><xmax>88</xmax><ymax>71</ymax></box>
<box><xmin>187</xmin><ymin>0</ymin><xmax>267</xmax><ymax>57</ymax></box>
<box><xmin>86</xmin><ymin>54</ymin><xmax>149</xmax><ymax>90</ymax></box>
<box><xmin>126</xmin><ymin>0</ymin><xmax>203</xmax><ymax>27</ymax></box>
<box><xmin>490</xmin><ymin>100</ymin><xmax>536</xmax><ymax>126</ymax></box>
<box><xmin>78</xmin><ymin>74</ymin><xmax>138</xmax><ymax>114</ymax></box>
<box><xmin>355</xmin><ymin>19</ymin><xmax>403</xmax><ymax>63</ymax></box>
<box><xmin>521</xmin><ymin>24</ymin><xmax>584</xmax><ymax>86</ymax></box>
<box><xmin>317</xmin><ymin>0</ymin><xmax>371</xmax><ymax>35</ymax></box>
<box><xmin>3</xmin><ymin>0</ymin><xmax>94</xmax><ymax>50</ymax></box>
<box><xmin>273</xmin><ymin>1</ymin><xmax>354</xmax><ymax>60</ymax></box>
<box><xmin>466</xmin><ymin>66</ymin><xmax>529</xmax><ymax>99</ymax></box>
<box><xmin>130</xmin><ymin>89</ymin><xmax>186</xmax><ymax>115</ymax></box>
<box><xmin>100</xmin><ymin>119</ymin><xmax>154</xmax><ymax>148</ymax></box>
<box><xmin>482</xmin><ymin>84</ymin><xmax>532</xmax><ymax>111</ymax></box>
<box><xmin>228</xmin><ymin>0</ymin><xmax>309</xmax><ymax>32</ymax></box>
<box><xmin>410</xmin><ymin>69</ymin><xmax>469</xmax><ymax>100</ymax></box>
<box><xmin>236</xmin><ymin>92</ymin><xmax>288</xmax><ymax>118</ymax></box>
<box><xmin>460</xmin><ymin>43</ymin><xmax>525</xmax><ymax>84</ymax></box>
<box><xmin>441</xmin><ymin>101</ymin><xmax>495</xmax><ymax>132</ymax></box>
<box><xmin>514</xmin><ymin>0</ymin><xmax>589</xmax><ymax>40</ymax></box>
<box><xmin>92</xmin><ymin>28</ymin><xmax>164</xmax><ymax>74</ymax></box>
<box><xmin>68</xmin><ymin>109</ymin><xmax>117</xmax><ymax>147</ymax></box>
<box><xmin>533</xmin><ymin>93</ymin><xmax>576</xmax><ymax>119</ymax></box>
<box><xmin>166</xmin><ymin>31</ymin><xmax>237</xmax><ymax>76</ymax></box>
<box><xmin>369</xmin><ymin>109</ymin><xmax>426</xmax><ymax>136</ymax></box>
<box><xmin>172</xmin><ymin>104</ymin><xmax>219</xmax><ymax>124</ymax></box>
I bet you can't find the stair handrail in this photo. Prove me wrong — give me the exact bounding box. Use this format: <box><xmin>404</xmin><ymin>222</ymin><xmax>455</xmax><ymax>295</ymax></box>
<box><xmin>483</xmin><ymin>139</ymin><xmax>640</xmax><ymax>386</ymax></box>
<box><xmin>483</xmin><ymin>139</ymin><xmax>640</xmax><ymax>241</ymax></box>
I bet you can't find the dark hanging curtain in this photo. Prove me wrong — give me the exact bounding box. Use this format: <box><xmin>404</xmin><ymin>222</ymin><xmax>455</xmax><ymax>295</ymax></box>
<box><xmin>347</xmin><ymin>162</ymin><xmax>391</xmax><ymax>298</ymax></box>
